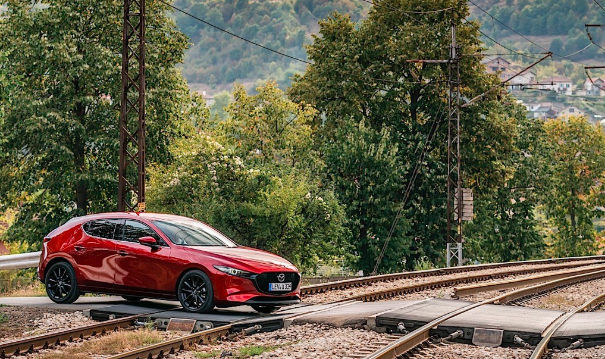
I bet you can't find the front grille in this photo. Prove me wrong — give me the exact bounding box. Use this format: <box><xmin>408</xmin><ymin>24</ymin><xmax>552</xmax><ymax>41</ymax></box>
<box><xmin>254</xmin><ymin>272</ymin><xmax>300</xmax><ymax>295</ymax></box>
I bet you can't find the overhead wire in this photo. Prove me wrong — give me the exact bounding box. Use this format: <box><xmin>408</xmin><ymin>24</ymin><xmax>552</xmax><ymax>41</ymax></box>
<box><xmin>586</xmin><ymin>26</ymin><xmax>605</xmax><ymax>52</ymax></box>
<box><xmin>157</xmin><ymin>0</ymin><xmax>312</xmax><ymax>64</ymax></box>
<box><xmin>593</xmin><ymin>0</ymin><xmax>605</xmax><ymax>13</ymax></box>
<box><xmin>467</xmin><ymin>0</ymin><xmax>593</xmax><ymax>63</ymax></box>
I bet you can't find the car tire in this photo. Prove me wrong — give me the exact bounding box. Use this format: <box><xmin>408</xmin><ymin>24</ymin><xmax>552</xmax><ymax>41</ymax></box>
<box><xmin>177</xmin><ymin>270</ymin><xmax>214</xmax><ymax>313</ymax></box>
<box><xmin>251</xmin><ymin>305</ymin><xmax>280</xmax><ymax>314</ymax></box>
<box><xmin>122</xmin><ymin>296</ymin><xmax>142</xmax><ymax>302</ymax></box>
<box><xmin>45</xmin><ymin>261</ymin><xmax>80</xmax><ymax>304</ymax></box>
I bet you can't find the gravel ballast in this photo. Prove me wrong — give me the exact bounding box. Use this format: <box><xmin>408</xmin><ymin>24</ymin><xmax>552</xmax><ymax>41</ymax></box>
<box><xmin>415</xmin><ymin>343</ymin><xmax>531</xmax><ymax>359</ymax></box>
<box><xmin>552</xmin><ymin>346</ymin><xmax>605</xmax><ymax>358</ymax></box>
<box><xmin>520</xmin><ymin>276</ymin><xmax>605</xmax><ymax>311</ymax></box>
<box><xmin>0</xmin><ymin>307</ymin><xmax>90</xmax><ymax>341</ymax></box>
<box><xmin>172</xmin><ymin>324</ymin><xmax>390</xmax><ymax>359</ymax></box>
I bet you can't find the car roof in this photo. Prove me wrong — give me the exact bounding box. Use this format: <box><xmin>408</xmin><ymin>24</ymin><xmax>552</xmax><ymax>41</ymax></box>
<box><xmin>80</xmin><ymin>212</ymin><xmax>194</xmax><ymax>221</ymax></box>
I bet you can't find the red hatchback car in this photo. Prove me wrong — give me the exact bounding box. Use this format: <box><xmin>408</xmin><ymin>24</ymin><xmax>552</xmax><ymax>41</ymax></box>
<box><xmin>38</xmin><ymin>212</ymin><xmax>301</xmax><ymax>313</ymax></box>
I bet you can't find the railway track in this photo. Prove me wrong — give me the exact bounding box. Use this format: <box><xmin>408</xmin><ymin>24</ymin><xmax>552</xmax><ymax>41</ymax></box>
<box><xmin>529</xmin><ymin>293</ymin><xmax>605</xmax><ymax>359</ymax></box>
<box><xmin>0</xmin><ymin>312</ymin><xmax>160</xmax><ymax>358</ymax></box>
<box><xmin>301</xmin><ymin>255</ymin><xmax>605</xmax><ymax>296</ymax></box>
<box><xmin>360</xmin><ymin>266</ymin><xmax>605</xmax><ymax>359</ymax></box>
<box><xmin>308</xmin><ymin>261</ymin><xmax>605</xmax><ymax>304</ymax></box>
<box><xmin>2</xmin><ymin>255</ymin><xmax>605</xmax><ymax>358</ymax></box>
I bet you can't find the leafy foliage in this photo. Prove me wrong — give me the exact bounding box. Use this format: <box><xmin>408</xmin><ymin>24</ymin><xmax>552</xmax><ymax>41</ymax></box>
<box><xmin>465</xmin><ymin>106</ymin><xmax>549</xmax><ymax>263</ymax></box>
<box><xmin>148</xmin><ymin>83</ymin><xmax>349</xmax><ymax>271</ymax></box>
<box><xmin>543</xmin><ymin>116</ymin><xmax>605</xmax><ymax>257</ymax></box>
<box><xmin>290</xmin><ymin>0</ymin><xmax>520</xmax><ymax>272</ymax></box>
<box><xmin>0</xmin><ymin>0</ymin><xmax>198</xmax><ymax>248</ymax></box>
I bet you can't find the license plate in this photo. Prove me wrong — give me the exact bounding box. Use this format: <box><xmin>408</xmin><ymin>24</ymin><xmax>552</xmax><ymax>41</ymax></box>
<box><xmin>269</xmin><ymin>282</ymin><xmax>292</xmax><ymax>291</ymax></box>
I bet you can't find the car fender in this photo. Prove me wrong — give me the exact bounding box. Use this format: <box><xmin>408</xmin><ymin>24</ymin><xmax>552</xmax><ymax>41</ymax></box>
<box><xmin>41</xmin><ymin>253</ymin><xmax>80</xmax><ymax>281</ymax></box>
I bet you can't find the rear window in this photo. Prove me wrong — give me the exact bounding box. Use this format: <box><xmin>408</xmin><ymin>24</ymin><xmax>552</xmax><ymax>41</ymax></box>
<box><xmin>83</xmin><ymin>219</ymin><xmax>121</xmax><ymax>240</ymax></box>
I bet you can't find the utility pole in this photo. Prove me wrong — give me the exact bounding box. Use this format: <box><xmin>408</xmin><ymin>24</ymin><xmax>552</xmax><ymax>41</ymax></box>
<box><xmin>446</xmin><ymin>15</ymin><xmax>464</xmax><ymax>267</ymax></box>
<box><xmin>118</xmin><ymin>0</ymin><xmax>147</xmax><ymax>212</ymax></box>
<box><xmin>406</xmin><ymin>11</ymin><xmax>468</xmax><ymax>267</ymax></box>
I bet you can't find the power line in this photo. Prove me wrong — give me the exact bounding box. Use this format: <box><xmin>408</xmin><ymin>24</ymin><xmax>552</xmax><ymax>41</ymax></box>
<box><xmin>468</xmin><ymin>22</ymin><xmax>545</xmax><ymax>59</ymax></box>
<box><xmin>468</xmin><ymin>0</ymin><xmax>549</xmax><ymax>53</ymax></box>
<box><xmin>468</xmin><ymin>0</ymin><xmax>592</xmax><ymax>64</ymax></box>
<box><xmin>157</xmin><ymin>0</ymin><xmax>312</xmax><ymax>64</ymax></box>
<box><xmin>594</xmin><ymin>0</ymin><xmax>605</xmax><ymax>13</ymax></box>
<box><xmin>586</xmin><ymin>25</ymin><xmax>605</xmax><ymax>52</ymax></box>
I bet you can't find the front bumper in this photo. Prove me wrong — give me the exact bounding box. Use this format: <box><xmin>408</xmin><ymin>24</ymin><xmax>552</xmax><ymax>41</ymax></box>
<box><xmin>212</xmin><ymin>270</ymin><xmax>301</xmax><ymax>307</ymax></box>
<box><xmin>244</xmin><ymin>296</ymin><xmax>301</xmax><ymax>306</ymax></box>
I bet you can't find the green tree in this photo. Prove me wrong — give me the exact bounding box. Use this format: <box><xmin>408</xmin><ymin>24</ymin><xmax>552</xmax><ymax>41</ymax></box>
<box><xmin>148</xmin><ymin>83</ymin><xmax>349</xmax><ymax>272</ymax></box>
<box><xmin>550</xmin><ymin>38</ymin><xmax>565</xmax><ymax>55</ymax></box>
<box><xmin>210</xmin><ymin>91</ymin><xmax>232</xmax><ymax>122</ymax></box>
<box><xmin>0</xmin><ymin>0</ymin><xmax>199</xmax><ymax>248</ymax></box>
<box><xmin>290</xmin><ymin>0</ymin><xmax>517</xmax><ymax>272</ymax></box>
<box><xmin>543</xmin><ymin>116</ymin><xmax>605</xmax><ymax>257</ymax></box>
<box><xmin>466</xmin><ymin>107</ymin><xmax>548</xmax><ymax>263</ymax></box>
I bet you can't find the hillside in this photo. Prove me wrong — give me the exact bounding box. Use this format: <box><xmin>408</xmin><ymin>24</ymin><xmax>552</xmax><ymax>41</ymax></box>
<box><xmin>172</xmin><ymin>0</ymin><xmax>605</xmax><ymax>93</ymax></box>
<box><xmin>470</xmin><ymin>0</ymin><xmax>605</xmax><ymax>62</ymax></box>
<box><xmin>172</xmin><ymin>0</ymin><xmax>369</xmax><ymax>93</ymax></box>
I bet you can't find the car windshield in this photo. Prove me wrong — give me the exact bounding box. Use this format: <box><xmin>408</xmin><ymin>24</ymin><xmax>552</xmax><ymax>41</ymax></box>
<box><xmin>152</xmin><ymin>219</ymin><xmax>237</xmax><ymax>247</ymax></box>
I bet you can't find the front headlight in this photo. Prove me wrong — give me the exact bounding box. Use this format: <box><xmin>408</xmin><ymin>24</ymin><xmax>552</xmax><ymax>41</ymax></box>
<box><xmin>213</xmin><ymin>265</ymin><xmax>254</xmax><ymax>278</ymax></box>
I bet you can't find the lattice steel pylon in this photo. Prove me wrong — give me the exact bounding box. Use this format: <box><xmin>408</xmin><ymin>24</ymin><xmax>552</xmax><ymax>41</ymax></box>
<box><xmin>118</xmin><ymin>0</ymin><xmax>146</xmax><ymax>212</ymax></box>
<box><xmin>446</xmin><ymin>17</ymin><xmax>463</xmax><ymax>267</ymax></box>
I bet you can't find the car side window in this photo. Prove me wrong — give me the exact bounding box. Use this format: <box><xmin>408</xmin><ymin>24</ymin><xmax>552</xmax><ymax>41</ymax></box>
<box><xmin>83</xmin><ymin>219</ymin><xmax>121</xmax><ymax>240</ymax></box>
<box><xmin>122</xmin><ymin>220</ymin><xmax>162</xmax><ymax>244</ymax></box>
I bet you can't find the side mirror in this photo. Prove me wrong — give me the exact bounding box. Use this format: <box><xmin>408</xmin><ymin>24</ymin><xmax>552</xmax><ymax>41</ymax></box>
<box><xmin>139</xmin><ymin>236</ymin><xmax>159</xmax><ymax>248</ymax></box>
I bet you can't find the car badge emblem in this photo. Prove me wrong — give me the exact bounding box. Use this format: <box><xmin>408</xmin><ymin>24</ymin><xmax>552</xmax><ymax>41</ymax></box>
<box><xmin>277</xmin><ymin>273</ymin><xmax>285</xmax><ymax>282</ymax></box>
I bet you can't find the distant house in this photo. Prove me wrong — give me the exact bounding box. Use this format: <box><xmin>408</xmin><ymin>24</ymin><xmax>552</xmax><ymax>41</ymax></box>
<box><xmin>584</xmin><ymin>78</ymin><xmax>605</xmax><ymax>97</ymax></box>
<box><xmin>559</xmin><ymin>106</ymin><xmax>585</xmax><ymax>118</ymax></box>
<box><xmin>201</xmin><ymin>91</ymin><xmax>215</xmax><ymax>106</ymax></box>
<box><xmin>539</xmin><ymin>76</ymin><xmax>574</xmax><ymax>95</ymax></box>
<box><xmin>482</xmin><ymin>56</ymin><xmax>537</xmax><ymax>92</ymax></box>
<box><xmin>507</xmin><ymin>70</ymin><xmax>537</xmax><ymax>92</ymax></box>
<box><xmin>482</xmin><ymin>56</ymin><xmax>511</xmax><ymax>74</ymax></box>
<box><xmin>529</xmin><ymin>102</ymin><xmax>563</xmax><ymax>119</ymax></box>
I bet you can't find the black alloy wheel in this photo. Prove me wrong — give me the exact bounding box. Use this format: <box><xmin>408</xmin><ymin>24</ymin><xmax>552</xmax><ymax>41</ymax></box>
<box><xmin>45</xmin><ymin>262</ymin><xmax>80</xmax><ymax>304</ymax></box>
<box><xmin>251</xmin><ymin>305</ymin><xmax>280</xmax><ymax>314</ymax></box>
<box><xmin>177</xmin><ymin>270</ymin><xmax>214</xmax><ymax>313</ymax></box>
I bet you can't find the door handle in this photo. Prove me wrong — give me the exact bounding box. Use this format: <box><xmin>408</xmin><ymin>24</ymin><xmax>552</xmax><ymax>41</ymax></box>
<box><xmin>117</xmin><ymin>250</ymin><xmax>128</xmax><ymax>256</ymax></box>
<box><xmin>74</xmin><ymin>245</ymin><xmax>85</xmax><ymax>251</ymax></box>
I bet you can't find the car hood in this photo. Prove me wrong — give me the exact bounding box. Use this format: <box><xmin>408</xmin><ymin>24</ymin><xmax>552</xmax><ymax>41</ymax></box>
<box><xmin>185</xmin><ymin>246</ymin><xmax>298</xmax><ymax>272</ymax></box>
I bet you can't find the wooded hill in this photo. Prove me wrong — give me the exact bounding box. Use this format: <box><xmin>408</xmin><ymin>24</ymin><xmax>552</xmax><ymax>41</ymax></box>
<box><xmin>172</xmin><ymin>0</ymin><xmax>605</xmax><ymax>91</ymax></box>
<box><xmin>173</xmin><ymin>0</ymin><xmax>369</xmax><ymax>90</ymax></box>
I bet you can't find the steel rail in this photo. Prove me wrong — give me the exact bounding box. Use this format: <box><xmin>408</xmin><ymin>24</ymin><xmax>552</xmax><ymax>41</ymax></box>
<box><xmin>494</xmin><ymin>268</ymin><xmax>605</xmax><ymax>304</ymax></box>
<box><xmin>529</xmin><ymin>293</ymin><xmax>605</xmax><ymax>359</ymax></box>
<box><xmin>300</xmin><ymin>255</ymin><xmax>605</xmax><ymax>296</ymax></box>
<box><xmin>0</xmin><ymin>312</ymin><xmax>158</xmax><ymax>358</ymax></box>
<box><xmin>341</xmin><ymin>261</ymin><xmax>605</xmax><ymax>303</ymax></box>
<box><xmin>362</xmin><ymin>266</ymin><xmax>605</xmax><ymax>359</ymax></box>
<box><xmin>453</xmin><ymin>264</ymin><xmax>605</xmax><ymax>298</ymax></box>
<box><xmin>106</xmin><ymin>324</ymin><xmax>231</xmax><ymax>359</ymax></box>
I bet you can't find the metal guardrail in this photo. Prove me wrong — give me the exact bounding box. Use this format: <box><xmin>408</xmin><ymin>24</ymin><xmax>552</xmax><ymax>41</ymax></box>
<box><xmin>0</xmin><ymin>252</ymin><xmax>41</xmax><ymax>270</ymax></box>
